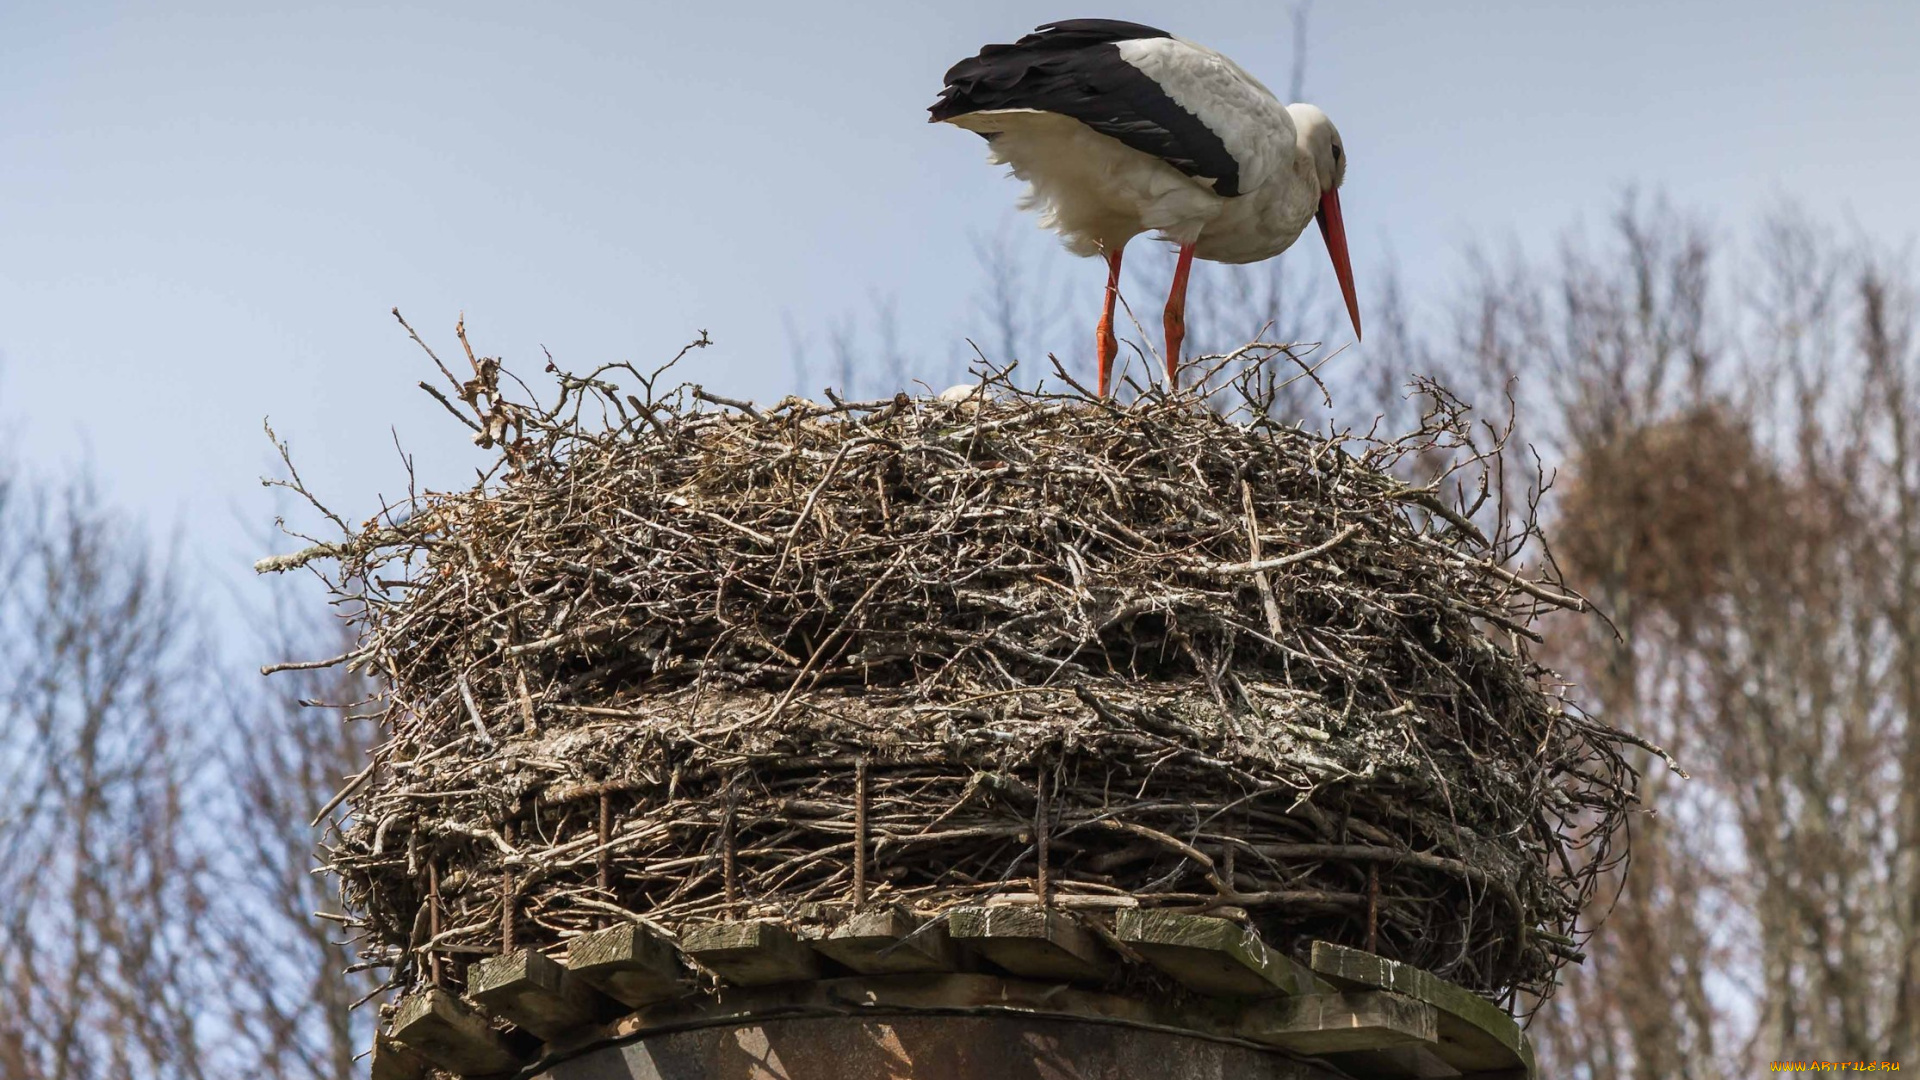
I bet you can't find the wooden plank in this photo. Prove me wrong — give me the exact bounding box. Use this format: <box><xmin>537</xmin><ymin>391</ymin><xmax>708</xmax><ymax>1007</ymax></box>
<box><xmin>947</xmin><ymin>906</ymin><xmax>1113</xmax><ymax>981</ymax></box>
<box><xmin>468</xmin><ymin>948</ymin><xmax>613</xmax><ymax>1041</ymax></box>
<box><xmin>1115</xmin><ymin>910</ymin><xmax>1324</xmax><ymax>997</ymax></box>
<box><xmin>813</xmin><ymin>906</ymin><xmax>957</xmax><ymax>975</ymax></box>
<box><xmin>369</xmin><ymin>1033</ymin><xmax>430</xmax><ymax>1080</ymax></box>
<box><xmin>1239</xmin><ymin>990</ymin><xmax>1438</xmax><ymax>1055</ymax></box>
<box><xmin>1309</xmin><ymin>942</ymin><xmax>1532</xmax><ymax>1075</ymax></box>
<box><xmin>680</xmin><ymin>920</ymin><xmax>820</xmax><ymax>986</ymax></box>
<box><xmin>389</xmin><ymin>987</ymin><xmax>520</xmax><ymax>1077</ymax></box>
<box><xmin>567</xmin><ymin>923</ymin><xmax>685</xmax><ymax>1008</ymax></box>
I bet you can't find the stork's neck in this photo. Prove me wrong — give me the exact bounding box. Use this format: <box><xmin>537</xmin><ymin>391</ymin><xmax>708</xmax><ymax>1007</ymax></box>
<box><xmin>1194</xmin><ymin>149</ymin><xmax>1322</xmax><ymax>265</ymax></box>
<box><xmin>1267</xmin><ymin>146</ymin><xmax>1323</xmax><ymax>239</ymax></box>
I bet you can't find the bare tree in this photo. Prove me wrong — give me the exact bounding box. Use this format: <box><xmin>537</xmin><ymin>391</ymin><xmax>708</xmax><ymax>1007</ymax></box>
<box><xmin>787</xmin><ymin>222</ymin><xmax>1071</xmax><ymax>397</ymax></box>
<box><xmin>0</xmin><ymin>480</ymin><xmax>216</xmax><ymax>1080</ymax></box>
<box><xmin>1443</xmin><ymin>197</ymin><xmax>1920</xmax><ymax>1075</ymax></box>
<box><xmin>970</xmin><ymin>219</ymin><xmax>1053</xmax><ymax>367</ymax></box>
<box><xmin>211</xmin><ymin>578</ymin><xmax>381</xmax><ymax>1080</ymax></box>
<box><xmin>0</xmin><ymin>467</ymin><xmax>380</xmax><ymax>1079</ymax></box>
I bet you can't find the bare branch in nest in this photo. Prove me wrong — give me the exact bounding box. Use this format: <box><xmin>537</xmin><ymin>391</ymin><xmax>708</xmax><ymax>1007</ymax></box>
<box><xmin>692</xmin><ymin>385</ymin><xmax>761</xmax><ymax>418</ymax></box>
<box><xmin>1193</xmin><ymin>523</ymin><xmax>1364</xmax><ymax>577</ymax></box>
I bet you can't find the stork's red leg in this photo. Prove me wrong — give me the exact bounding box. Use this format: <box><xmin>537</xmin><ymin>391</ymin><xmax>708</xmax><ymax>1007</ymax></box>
<box><xmin>1164</xmin><ymin>242</ymin><xmax>1196</xmax><ymax>389</ymax></box>
<box><xmin>1095</xmin><ymin>245</ymin><xmax>1125</xmax><ymax>397</ymax></box>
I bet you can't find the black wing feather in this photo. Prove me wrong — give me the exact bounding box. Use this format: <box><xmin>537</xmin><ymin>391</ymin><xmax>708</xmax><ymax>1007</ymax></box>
<box><xmin>929</xmin><ymin>20</ymin><xmax>1242</xmax><ymax>197</ymax></box>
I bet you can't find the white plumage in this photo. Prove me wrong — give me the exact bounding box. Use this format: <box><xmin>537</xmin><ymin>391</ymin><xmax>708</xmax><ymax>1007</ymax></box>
<box><xmin>931</xmin><ymin>20</ymin><xmax>1360</xmax><ymax>394</ymax></box>
<box><xmin>948</xmin><ymin>109</ymin><xmax>1226</xmax><ymax>257</ymax></box>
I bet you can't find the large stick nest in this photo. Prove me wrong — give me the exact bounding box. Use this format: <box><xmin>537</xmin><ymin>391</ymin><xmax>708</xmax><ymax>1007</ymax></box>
<box><xmin>269</xmin><ymin>327</ymin><xmax>1643</xmax><ymax>1007</ymax></box>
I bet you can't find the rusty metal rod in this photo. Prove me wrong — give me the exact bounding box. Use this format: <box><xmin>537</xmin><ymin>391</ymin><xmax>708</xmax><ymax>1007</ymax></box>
<box><xmin>597</xmin><ymin>792</ymin><xmax>613</xmax><ymax>908</ymax></box>
<box><xmin>722</xmin><ymin>792</ymin><xmax>739</xmax><ymax>909</ymax></box>
<box><xmin>1366</xmin><ymin>864</ymin><xmax>1380</xmax><ymax>953</ymax></box>
<box><xmin>1035</xmin><ymin>762</ymin><xmax>1051</xmax><ymax>908</ymax></box>
<box><xmin>427</xmin><ymin>861</ymin><xmax>443</xmax><ymax>986</ymax></box>
<box><xmin>501</xmin><ymin>821</ymin><xmax>516</xmax><ymax>954</ymax></box>
<box><xmin>853</xmin><ymin>758</ymin><xmax>870</xmax><ymax>911</ymax></box>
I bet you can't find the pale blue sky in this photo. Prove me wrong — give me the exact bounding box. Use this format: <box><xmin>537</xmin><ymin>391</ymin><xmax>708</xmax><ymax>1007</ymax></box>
<box><xmin>3</xmin><ymin>0</ymin><xmax>1917</xmax><ymax>621</ymax></box>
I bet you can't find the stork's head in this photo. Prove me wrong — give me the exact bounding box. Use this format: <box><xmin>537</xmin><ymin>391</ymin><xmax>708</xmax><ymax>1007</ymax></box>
<box><xmin>1287</xmin><ymin>104</ymin><xmax>1346</xmax><ymax>193</ymax></box>
<box><xmin>1287</xmin><ymin>103</ymin><xmax>1361</xmax><ymax>342</ymax></box>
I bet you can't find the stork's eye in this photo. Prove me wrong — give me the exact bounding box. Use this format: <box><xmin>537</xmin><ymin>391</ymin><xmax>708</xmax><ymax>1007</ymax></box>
<box><xmin>1332</xmin><ymin>144</ymin><xmax>1343</xmax><ymax>161</ymax></box>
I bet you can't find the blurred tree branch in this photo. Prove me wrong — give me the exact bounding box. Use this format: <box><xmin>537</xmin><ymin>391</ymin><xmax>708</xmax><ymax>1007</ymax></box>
<box><xmin>0</xmin><ymin>478</ymin><xmax>377</xmax><ymax>1079</ymax></box>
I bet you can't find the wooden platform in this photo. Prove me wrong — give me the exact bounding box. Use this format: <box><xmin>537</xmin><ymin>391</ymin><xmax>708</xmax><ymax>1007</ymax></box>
<box><xmin>379</xmin><ymin>910</ymin><xmax>1534</xmax><ymax>1079</ymax></box>
<box><xmin>532</xmin><ymin>1012</ymin><xmax>1348</xmax><ymax>1080</ymax></box>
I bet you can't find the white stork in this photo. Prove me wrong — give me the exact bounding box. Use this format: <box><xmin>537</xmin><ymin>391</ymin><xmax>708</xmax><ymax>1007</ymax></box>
<box><xmin>930</xmin><ymin>19</ymin><xmax>1361</xmax><ymax>396</ymax></box>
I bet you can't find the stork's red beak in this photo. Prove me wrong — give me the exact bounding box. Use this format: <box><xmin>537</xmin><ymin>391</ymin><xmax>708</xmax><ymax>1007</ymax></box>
<box><xmin>1315</xmin><ymin>189</ymin><xmax>1362</xmax><ymax>343</ymax></box>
